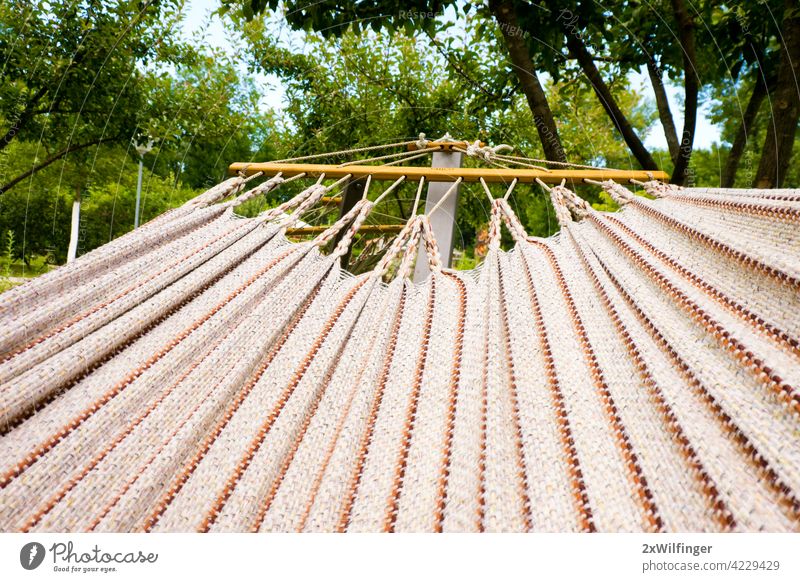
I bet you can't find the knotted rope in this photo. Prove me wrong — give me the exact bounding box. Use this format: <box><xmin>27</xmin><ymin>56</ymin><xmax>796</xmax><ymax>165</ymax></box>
<box><xmin>463</xmin><ymin>140</ymin><xmax>514</xmax><ymax>162</ymax></box>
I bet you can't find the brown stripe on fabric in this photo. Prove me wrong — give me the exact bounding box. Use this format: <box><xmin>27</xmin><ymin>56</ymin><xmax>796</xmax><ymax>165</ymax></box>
<box><xmin>296</xmin><ymin>287</ymin><xmax>407</xmax><ymax>532</ymax></box>
<box><xmin>383</xmin><ymin>277</ymin><xmax>437</xmax><ymax>533</ymax></box>
<box><xmin>0</xmin><ymin>205</ymin><xmax>206</xmax><ymax>344</ymax></box>
<box><xmin>526</xmin><ymin>241</ymin><xmax>662</xmax><ymax>532</ymax></box>
<box><xmin>249</xmin><ymin>281</ymin><xmax>376</xmax><ymax>532</ymax></box>
<box><xmin>588</xmin><ymin>218</ymin><xmax>800</xmax><ymax>417</ymax></box>
<box><xmin>0</xmin><ymin>205</ymin><xmax>187</xmax><ymax>322</ymax></box>
<box><xmin>662</xmin><ymin>194</ymin><xmax>800</xmax><ymax>223</ymax></box>
<box><xmin>1</xmin><ymin>218</ymin><xmax>255</xmax><ymax>364</ymax></box>
<box><xmin>19</xmin><ymin>310</ymin><xmax>244</xmax><ymax>532</ymax></box>
<box><xmin>336</xmin><ymin>286</ymin><xmax>408</xmax><ymax>533</ymax></box>
<box><xmin>0</xmin><ymin>229</ymin><xmax>272</xmax><ymax>436</ymax></box>
<box><xmin>624</xmin><ymin>197</ymin><xmax>800</xmax><ymax>291</ymax></box>
<box><xmin>89</xmin><ymin>252</ymin><xmax>318</xmax><ymax>530</ymax></box>
<box><xmin>518</xmin><ymin>247</ymin><xmax>597</xmax><ymax>532</ymax></box>
<box><xmin>686</xmin><ymin>191</ymin><xmax>800</xmax><ymax>202</ymax></box>
<box><xmin>432</xmin><ymin>273</ymin><xmax>467</xmax><ymax>533</ymax></box>
<box><xmin>598</xmin><ymin>214</ymin><xmax>799</xmax><ymax>358</ymax></box>
<box><xmin>87</xmin><ymin>375</ymin><xmax>217</xmax><ymax>532</ymax></box>
<box><xmin>198</xmin><ymin>278</ymin><xmax>369</xmax><ymax>533</ymax></box>
<box><xmin>140</xmin><ymin>270</ymin><xmax>323</xmax><ymax>532</ymax></box>
<box><xmin>495</xmin><ymin>263</ymin><xmax>535</xmax><ymax>531</ymax></box>
<box><xmin>598</xmin><ymin>258</ymin><xmax>800</xmax><ymax>525</ymax></box>
<box><xmin>569</xmin><ymin>232</ymin><xmax>737</xmax><ymax>531</ymax></box>
<box><xmin>0</xmin><ymin>246</ymin><xmax>300</xmax><ymax>490</ymax></box>
<box><xmin>476</xmin><ymin>285</ymin><xmax>490</xmax><ymax>533</ymax></box>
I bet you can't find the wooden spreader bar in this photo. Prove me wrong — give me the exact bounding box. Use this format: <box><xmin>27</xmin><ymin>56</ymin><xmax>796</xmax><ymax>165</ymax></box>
<box><xmin>228</xmin><ymin>162</ymin><xmax>668</xmax><ymax>184</ymax></box>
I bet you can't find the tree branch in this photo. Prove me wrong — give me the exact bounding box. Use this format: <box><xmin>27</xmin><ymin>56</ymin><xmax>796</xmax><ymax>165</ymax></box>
<box><xmin>424</xmin><ymin>30</ymin><xmax>507</xmax><ymax>100</ymax></box>
<box><xmin>489</xmin><ymin>0</ymin><xmax>567</xmax><ymax>163</ymax></box>
<box><xmin>722</xmin><ymin>68</ymin><xmax>772</xmax><ymax>187</ymax></box>
<box><xmin>0</xmin><ymin>136</ymin><xmax>118</xmax><ymax>195</ymax></box>
<box><xmin>0</xmin><ymin>86</ymin><xmax>49</xmax><ymax>151</ymax></box>
<box><xmin>670</xmin><ymin>0</ymin><xmax>700</xmax><ymax>185</ymax></box>
<box><xmin>562</xmin><ymin>28</ymin><xmax>658</xmax><ymax>170</ymax></box>
<box><xmin>646</xmin><ymin>57</ymin><xmax>680</xmax><ymax>164</ymax></box>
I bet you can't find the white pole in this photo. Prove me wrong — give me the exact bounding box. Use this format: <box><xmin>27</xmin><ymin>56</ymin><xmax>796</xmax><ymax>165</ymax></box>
<box><xmin>413</xmin><ymin>149</ymin><xmax>463</xmax><ymax>282</ymax></box>
<box><xmin>67</xmin><ymin>196</ymin><xmax>80</xmax><ymax>263</ymax></box>
<box><xmin>134</xmin><ymin>156</ymin><xmax>143</xmax><ymax>228</ymax></box>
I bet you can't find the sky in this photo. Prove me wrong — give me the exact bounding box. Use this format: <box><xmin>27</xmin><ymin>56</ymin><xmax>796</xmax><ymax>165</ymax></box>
<box><xmin>181</xmin><ymin>0</ymin><xmax>721</xmax><ymax>152</ymax></box>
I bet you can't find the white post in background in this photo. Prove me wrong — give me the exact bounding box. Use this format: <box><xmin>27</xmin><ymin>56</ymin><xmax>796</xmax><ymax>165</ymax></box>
<box><xmin>133</xmin><ymin>138</ymin><xmax>155</xmax><ymax>229</ymax></box>
<box><xmin>134</xmin><ymin>156</ymin><xmax>144</xmax><ymax>229</ymax></box>
<box><xmin>67</xmin><ymin>190</ymin><xmax>80</xmax><ymax>264</ymax></box>
<box><xmin>413</xmin><ymin>149</ymin><xmax>463</xmax><ymax>282</ymax></box>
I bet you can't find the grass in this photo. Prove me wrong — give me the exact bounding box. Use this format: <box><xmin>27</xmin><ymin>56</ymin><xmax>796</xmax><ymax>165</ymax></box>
<box><xmin>0</xmin><ymin>254</ymin><xmax>55</xmax><ymax>278</ymax></box>
<box><xmin>0</xmin><ymin>279</ymin><xmax>22</xmax><ymax>293</ymax></box>
<box><xmin>0</xmin><ymin>254</ymin><xmax>56</xmax><ymax>295</ymax></box>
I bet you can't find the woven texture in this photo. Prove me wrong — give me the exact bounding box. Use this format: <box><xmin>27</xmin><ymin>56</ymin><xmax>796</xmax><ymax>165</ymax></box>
<box><xmin>0</xmin><ymin>179</ymin><xmax>799</xmax><ymax>533</ymax></box>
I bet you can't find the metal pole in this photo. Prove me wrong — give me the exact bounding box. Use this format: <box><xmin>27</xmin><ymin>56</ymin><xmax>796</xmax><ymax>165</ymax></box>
<box><xmin>135</xmin><ymin>156</ymin><xmax>143</xmax><ymax>229</ymax></box>
<box><xmin>413</xmin><ymin>149</ymin><xmax>463</xmax><ymax>282</ymax></box>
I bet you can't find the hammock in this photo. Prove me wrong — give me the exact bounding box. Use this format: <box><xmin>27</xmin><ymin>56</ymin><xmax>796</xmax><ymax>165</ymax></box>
<box><xmin>0</xmin><ymin>143</ymin><xmax>799</xmax><ymax>533</ymax></box>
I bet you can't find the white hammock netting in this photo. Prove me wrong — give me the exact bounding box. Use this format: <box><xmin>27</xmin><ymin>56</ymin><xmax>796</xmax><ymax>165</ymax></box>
<box><xmin>0</xmin><ymin>173</ymin><xmax>799</xmax><ymax>533</ymax></box>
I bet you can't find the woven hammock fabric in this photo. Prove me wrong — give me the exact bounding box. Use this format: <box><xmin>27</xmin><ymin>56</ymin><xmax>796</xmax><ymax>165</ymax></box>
<box><xmin>0</xmin><ymin>177</ymin><xmax>799</xmax><ymax>533</ymax></box>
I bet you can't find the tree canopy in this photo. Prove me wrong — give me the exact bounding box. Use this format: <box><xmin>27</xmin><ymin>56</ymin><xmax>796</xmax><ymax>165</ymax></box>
<box><xmin>1</xmin><ymin>0</ymin><xmax>798</xmax><ymax>276</ymax></box>
<box><xmin>225</xmin><ymin>0</ymin><xmax>800</xmax><ymax>187</ymax></box>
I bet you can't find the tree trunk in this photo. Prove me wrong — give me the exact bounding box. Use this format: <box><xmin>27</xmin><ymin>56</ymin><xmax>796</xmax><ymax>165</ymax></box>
<box><xmin>670</xmin><ymin>0</ymin><xmax>700</xmax><ymax>185</ymax></box>
<box><xmin>754</xmin><ymin>0</ymin><xmax>800</xmax><ymax>188</ymax></box>
<box><xmin>646</xmin><ymin>58</ymin><xmax>680</xmax><ymax>164</ymax></box>
<box><xmin>489</xmin><ymin>0</ymin><xmax>567</xmax><ymax>163</ymax></box>
<box><xmin>722</xmin><ymin>72</ymin><xmax>769</xmax><ymax>188</ymax></box>
<box><xmin>334</xmin><ymin>177</ymin><xmax>368</xmax><ymax>270</ymax></box>
<box><xmin>564</xmin><ymin>33</ymin><xmax>658</xmax><ymax>170</ymax></box>
<box><xmin>0</xmin><ymin>136</ymin><xmax>115</xmax><ymax>196</ymax></box>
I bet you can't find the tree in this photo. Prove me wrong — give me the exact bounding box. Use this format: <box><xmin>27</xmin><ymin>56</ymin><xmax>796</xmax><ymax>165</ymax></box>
<box><xmin>754</xmin><ymin>0</ymin><xmax>800</xmax><ymax>187</ymax></box>
<box><xmin>0</xmin><ymin>0</ymin><xmax>188</xmax><ymax>195</ymax></box>
<box><xmin>0</xmin><ymin>29</ymin><xmax>277</xmax><ymax>265</ymax></box>
<box><xmin>138</xmin><ymin>52</ymin><xmax>278</xmax><ymax>189</ymax></box>
<box><xmin>487</xmin><ymin>0</ymin><xmax>566</xmax><ymax>163</ymax></box>
<box><xmin>226</xmin><ymin>0</ymin><xmax>574</xmax><ymax>164</ymax></box>
<box><xmin>224</xmin><ymin>0</ymin><xmax>709</xmax><ymax>182</ymax></box>
<box><xmin>232</xmin><ymin>17</ymin><xmax>656</xmax><ymax>261</ymax></box>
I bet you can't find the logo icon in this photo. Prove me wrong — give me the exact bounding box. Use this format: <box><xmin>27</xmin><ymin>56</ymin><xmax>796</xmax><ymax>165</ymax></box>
<box><xmin>20</xmin><ymin>542</ymin><xmax>46</xmax><ymax>570</ymax></box>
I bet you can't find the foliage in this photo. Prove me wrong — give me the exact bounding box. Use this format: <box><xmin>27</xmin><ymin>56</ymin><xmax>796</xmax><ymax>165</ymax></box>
<box><xmin>3</xmin><ymin>230</ymin><xmax>14</xmax><ymax>278</ymax></box>
<box><xmin>227</xmin><ymin>0</ymin><xmax>800</xmax><ymax>185</ymax></box>
<box><xmin>2</xmin><ymin>0</ymin><xmax>796</xmax><ymax>286</ymax></box>
<box><xmin>0</xmin><ymin>141</ymin><xmax>196</xmax><ymax>266</ymax></box>
<box><xmin>0</xmin><ymin>0</ymin><xmax>188</xmax><ymax>155</ymax></box>
<box><xmin>234</xmin><ymin>20</ymin><xmax>658</xmax><ymax>259</ymax></box>
<box><xmin>0</xmin><ymin>1</ymin><xmax>277</xmax><ymax>267</ymax></box>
